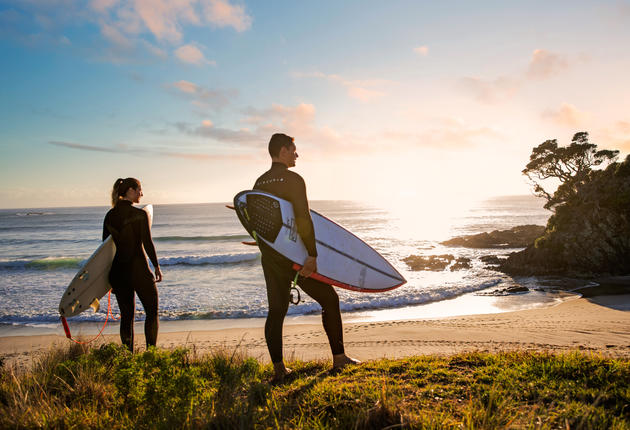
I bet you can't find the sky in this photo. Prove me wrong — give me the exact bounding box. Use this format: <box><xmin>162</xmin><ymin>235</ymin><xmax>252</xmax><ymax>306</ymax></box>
<box><xmin>1</xmin><ymin>0</ymin><xmax>629</xmax><ymax>209</ymax></box>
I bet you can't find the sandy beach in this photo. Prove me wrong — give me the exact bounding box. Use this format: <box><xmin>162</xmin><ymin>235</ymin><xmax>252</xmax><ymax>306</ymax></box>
<box><xmin>2</xmin><ymin>293</ymin><xmax>629</xmax><ymax>369</ymax></box>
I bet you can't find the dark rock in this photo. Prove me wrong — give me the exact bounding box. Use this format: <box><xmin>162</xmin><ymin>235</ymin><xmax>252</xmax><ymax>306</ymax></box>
<box><xmin>480</xmin><ymin>255</ymin><xmax>507</xmax><ymax>268</ymax></box>
<box><xmin>403</xmin><ymin>254</ymin><xmax>454</xmax><ymax>271</ymax></box>
<box><xmin>403</xmin><ymin>255</ymin><xmax>473</xmax><ymax>272</ymax></box>
<box><xmin>441</xmin><ymin>225</ymin><xmax>545</xmax><ymax>248</ymax></box>
<box><xmin>450</xmin><ymin>257</ymin><xmax>471</xmax><ymax>271</ymax></box>
<box><xmin>477</xmin><ymin>285</ymin><xmax>529</xmax><ymax>296</ymax></box>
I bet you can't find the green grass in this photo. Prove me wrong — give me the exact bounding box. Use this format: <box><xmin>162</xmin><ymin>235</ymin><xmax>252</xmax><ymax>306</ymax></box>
<box><xmin>1</xmin><ymin>344</ymin><xmax>628</xmax><ymax>429</ymax></box>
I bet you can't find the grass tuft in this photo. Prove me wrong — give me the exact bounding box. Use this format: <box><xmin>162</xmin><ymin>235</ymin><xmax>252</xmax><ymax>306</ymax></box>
<box><xmin>0</xmin><ymin>345</ymin><xmax>628</xmax><ymax>429</ymax></box>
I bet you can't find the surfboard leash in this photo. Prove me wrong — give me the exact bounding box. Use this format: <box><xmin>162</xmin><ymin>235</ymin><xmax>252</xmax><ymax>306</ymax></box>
<box><xmin>60</xmin><ymin>290</ymin><xmax>113</xmax><ymax>344</ymax></box>
<box><xmin>290</xmin><ymin>272</ymin><xmax>301</xmax><ymax>305</ymax></box>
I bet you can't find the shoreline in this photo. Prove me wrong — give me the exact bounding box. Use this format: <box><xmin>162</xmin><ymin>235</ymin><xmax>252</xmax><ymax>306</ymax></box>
<box><xmin>0</xmin><ymin>286</ymin><xmax>581</xmax><ymax>338</ymax></box>
<box><xmin>2</xmin><ymin>288</ymin><xmax>628</xmax><ymax>369</ymax></box>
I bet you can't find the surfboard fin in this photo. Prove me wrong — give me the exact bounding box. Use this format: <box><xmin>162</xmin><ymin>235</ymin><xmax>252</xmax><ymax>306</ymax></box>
<box><xmin>69</xmin><ymin>299</ymin><xmax>80</xmax><ymax>313</ymax></box>
<box><xmin>89</xmin><ymin>298</ymin><xmax>100</xmax><ymax>313</ymax></box>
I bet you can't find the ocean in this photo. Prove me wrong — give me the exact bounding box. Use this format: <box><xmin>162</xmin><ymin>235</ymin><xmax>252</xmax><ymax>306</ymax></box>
<box><xmin>0</xmin><ymin>195</ymin><xmax>581</xmax><ymax>334</ymax></box>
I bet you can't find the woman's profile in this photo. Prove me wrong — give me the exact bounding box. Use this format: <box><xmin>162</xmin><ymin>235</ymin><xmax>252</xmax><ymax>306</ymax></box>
<box><xmin>103</xmin><ymin>178</ymin><xmax>162</xmax><ymax>351</ymax></box>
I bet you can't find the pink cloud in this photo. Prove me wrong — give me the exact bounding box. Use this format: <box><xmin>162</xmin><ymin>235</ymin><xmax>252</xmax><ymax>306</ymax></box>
<box><xmin>527</xmin><ymin>49</ymin><xmax>568</xmax><ymax>79</ymax></box>
<box><xmin>203</xmin><ymin>0</ymin><xmax>252</xmax><ymax>32</ymax></box>
<box><xmin>174</xmin><ymin>44</ymin><xmax>214</xmax><ymax>65</ymax></box>
<box><xmin>542</xmin><ymin>103</ymin><xmax>589</xmax><ymax>127</ymax></box>
<box><xmin>413</xmin><ymin>45</ymin><xmax>429</xmax><ymax>56</ymax></box>
<box><xmin>170</xmin><ymin>80</ymin><xmax>236</xmax><ymax>111</ymax></box>
<box><xmin>347</xmin><ymin>86</ymin><xmax>385</xmax><ymax>102</ymax></box>
<box><xmin>292</xmin><ymin>70</ymin><xmax>390</xmax><ymax>102</ymax></box>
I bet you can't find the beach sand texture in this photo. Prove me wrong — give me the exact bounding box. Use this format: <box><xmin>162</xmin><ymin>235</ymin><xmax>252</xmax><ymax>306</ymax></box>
<box><xmin>2</xmin><ymin>294</ymin><xmax>629</xmax><ymax>368</ymax></box>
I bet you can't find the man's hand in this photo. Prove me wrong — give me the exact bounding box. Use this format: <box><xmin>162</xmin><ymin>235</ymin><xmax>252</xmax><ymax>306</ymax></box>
<box><xmin>299</xmin><ymin>256</ymin><xmax>317</xmax><ymax>278</ymax></box>
<box><xmin>154</xmin><ymin>267</ymin><xmax>163</xmax><ymax>283</ymax></box>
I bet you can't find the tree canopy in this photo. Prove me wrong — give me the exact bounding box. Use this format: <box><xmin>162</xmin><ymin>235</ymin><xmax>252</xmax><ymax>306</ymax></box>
<box><xmin>522</xmin><ymin>132</ymin><xmax>619</xmax><ymax>210</ymax></box>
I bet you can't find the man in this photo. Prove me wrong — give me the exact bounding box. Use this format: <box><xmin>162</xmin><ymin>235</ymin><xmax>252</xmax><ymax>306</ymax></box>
<box><xmin>253</xmin><ymin>133</ymin><xmax>359</xmax><ymax>382</ymax></box>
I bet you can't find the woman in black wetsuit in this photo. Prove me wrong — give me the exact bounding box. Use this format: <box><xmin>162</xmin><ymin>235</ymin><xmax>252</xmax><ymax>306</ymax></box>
<box><xmin>103</xmin><ymin>178</ymin><xmax>162</xmax><ymax>351</ymax></box>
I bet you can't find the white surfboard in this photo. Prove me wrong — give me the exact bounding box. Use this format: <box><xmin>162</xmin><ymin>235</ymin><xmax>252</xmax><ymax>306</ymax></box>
<box><xmin>59</xmin><ymin>205</ymin><xmax>153</xmax><ymax>318</ymax></box>
<box><xmin>233</xmin><ymin>191</ymin><xmax>405</xmax><ymax>292</ymax></box>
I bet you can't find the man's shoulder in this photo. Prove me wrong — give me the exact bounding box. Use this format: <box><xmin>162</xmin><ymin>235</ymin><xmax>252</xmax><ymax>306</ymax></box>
<box><xmin>284</xmin><ymin>169</ymin><xmax>305</xmax><ymax>184</ymax></box>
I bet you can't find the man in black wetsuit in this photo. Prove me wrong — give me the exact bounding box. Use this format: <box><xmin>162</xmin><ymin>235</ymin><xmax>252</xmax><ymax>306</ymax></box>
<box><xmin>253</xmin><ymin>133</ymin><xmax>359</xmax><ymax>382</ymax></box>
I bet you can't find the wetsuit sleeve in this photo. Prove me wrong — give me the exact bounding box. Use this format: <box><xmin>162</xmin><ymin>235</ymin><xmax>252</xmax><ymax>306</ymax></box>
<box><xmin>292</xmin><ymin>175</ymin><xmax>318</xmax><ymax>257</ymax></box>
<box><xmin>140</xmin><ymin>212</ymin><xmax>159</xmax><ymax>269</ymax></box>
<box><xmin>102</xmin><ymin>213</ymin><xmax>111</xmax><ymax>241</ymax></box>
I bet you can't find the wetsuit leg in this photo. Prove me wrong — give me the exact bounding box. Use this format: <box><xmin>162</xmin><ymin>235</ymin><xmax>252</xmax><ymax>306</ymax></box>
<box><xmin>261</xmin><ymin>252</ymin><xmax>292</xmax><ymax>363</ymax></box>
<box><xmin>135</xmin><ymin>280</ymin><xmax>159</xmax><ymax>348</ymax></box>
<box><xmin>114</xmin><ymin>287</ymin><xmax>135</xmax><ymax>351</ymax></box>
<box><xmin>298</xmin><ymin>277</ymin><xmax>345</xmax><ymax>356</ymax></box>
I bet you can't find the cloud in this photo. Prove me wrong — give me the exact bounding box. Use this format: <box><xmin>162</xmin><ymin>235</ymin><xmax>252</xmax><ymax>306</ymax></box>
<box><xmin>203</xmin><ymin>0</ymin><xmax>252</xmax><ymax>32</ymax></box>
<box><xmin>542</xmin><ymin>103</ymin><xmax>589</xmax><ymax>127</ymax></box>
<box><xmin>292</xmin><ymin>71</ymin><xmax>390</xmax><ymax>103</ymax></box>
<box><xmin>174</xmin><ymin>43</ymin><xmax>214</xmax><ymax>65</ymax></box>
<box><xmin>527</xmin><ymin>49</ymin><xmax>568</xmax><ymax>79</ymax></box>
<box><xmin>2</xmin><ymin>0</ymin><xmax>252</xmax><ymax>63</ymax></box>
<box><xmin>49</xmin><ymin>140</ymin><xmax>120</xmax><ymax>153</ymax></box>
<box><xmin>457</xmin><ymin>76</ymin><xmax>519</xmax><ymax>103</ymax></box>
<box><xmin>175</xmin><ymin>121</ymin><xmax>263</xmax><ymax>144</ymax></box>
<box><xmin>170</xmin><ymin>80</ymin><xmax>237</xmax><ymax>111</ymax></box>
<box><xmin>457</xmin><ymin>49</ymin><xmax>575</xmax><ymax>104</ymax></box>
<box><xmin>616</xmin><ymin>120</ymin><xmax>630</xmax><ymax>134</ymax></box>
<box><xmin>91</xmin><ymin>0</ymin><xmax>118</xmax><ymax>14</ymax></box>
<box><xmin>346</xmin><ymin>86</ymin><xmax>385</xmax><ymax>102</ymax></box>
<box><xmin>47</xmin><ymin>139</ymin><xmax>246</xmax><ymax>161</ymax></box>
<box><xmin>241</xmin><ymin>103</ymin><xmax>317</xmax><ymax>132</ymax></box>
<box><xmin>592</xmin><ymin>120</ymin><xmax>630</xmax><ymax>153</ymax></box>
<box><xmin>174</xmin><ymin>102</ymin><xmax>346</xmax><ymax>154</ymax></box>
<box><xmin>382</xmin><ymin>117</ymin><xmax>502</xmax><ymax>150</ymax></box>
<box><xmin>413</xmin><ymin>45</ymin><xmax>429</xmax><ymax>56</ymax></box>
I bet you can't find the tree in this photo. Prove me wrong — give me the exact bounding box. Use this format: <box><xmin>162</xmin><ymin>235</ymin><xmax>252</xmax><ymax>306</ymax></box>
<box><xmin>523</xmin><ymin>132</ymin><xmax>619</xmax><ymax>211</ymax></box>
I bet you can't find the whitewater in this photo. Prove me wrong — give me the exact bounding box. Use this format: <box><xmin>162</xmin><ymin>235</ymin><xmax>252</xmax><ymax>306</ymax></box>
<box><xmin>0</xmin><ymin>196</ymin><xmax>572</xmax><ymax>329</ymax></box>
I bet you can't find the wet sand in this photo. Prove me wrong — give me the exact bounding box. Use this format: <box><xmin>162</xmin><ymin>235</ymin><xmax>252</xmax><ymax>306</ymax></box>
<box><xmin>2</xmin><ymin>293</ymin><xmax>629</xmax><ymax>369</ymax></box>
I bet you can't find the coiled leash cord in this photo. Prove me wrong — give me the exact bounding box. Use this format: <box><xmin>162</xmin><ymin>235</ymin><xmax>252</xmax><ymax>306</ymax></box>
<box><xmin>290</xmin><ymin>272</ymin><xmax>301</xmax><ymax>305</ymax></box>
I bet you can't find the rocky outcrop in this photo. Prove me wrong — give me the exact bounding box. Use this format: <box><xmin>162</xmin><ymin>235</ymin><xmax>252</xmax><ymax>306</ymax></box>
<box><xmin>500</xmin><ymin>155</ymin><xmax>630</xmax><ymax>277</ymax></box>
<box><xmin>476</xmin><ymin>285</ymin><xmax>529</xmax><ymax>296</ymax></box>
<box><xmin>441</xmin><ymin>225</ymin><xmax>545</xmax><ymax>248</ymax></box>
<box><xmin>403</xmin><ymin>254</ymin><xmax>471</xmax><ymax>271</ymax></box>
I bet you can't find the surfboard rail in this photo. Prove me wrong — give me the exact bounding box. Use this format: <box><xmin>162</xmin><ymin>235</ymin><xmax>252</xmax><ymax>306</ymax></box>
<box><xmin>233</xmin><ymin>190</ymin><xmax>406</xmax><ymax>292</ymax></box>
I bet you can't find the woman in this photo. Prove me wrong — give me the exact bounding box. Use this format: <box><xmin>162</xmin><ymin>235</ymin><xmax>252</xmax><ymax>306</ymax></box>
<box><xmin>103</xmin><ymin>178</ymin><xmax>162</xmax><ymax>351</ymax></box>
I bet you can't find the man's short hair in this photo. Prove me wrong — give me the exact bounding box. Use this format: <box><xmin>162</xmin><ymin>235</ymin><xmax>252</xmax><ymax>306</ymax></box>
<box><xmin>268</xmin><ymin>133</ymin><xmax>294</xmax><ymax>157</ymax></box>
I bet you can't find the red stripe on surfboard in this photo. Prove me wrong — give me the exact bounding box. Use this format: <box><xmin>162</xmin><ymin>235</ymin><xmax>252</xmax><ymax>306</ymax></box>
<box><xmin>310</xmin><ymin>209</ymin><xmax>406</xmax><ymax>285</ymax></box>
<box><xmin>291</xmin><ymin>263</ymin><xmax>404</xmax><ymax>293</ymax></box>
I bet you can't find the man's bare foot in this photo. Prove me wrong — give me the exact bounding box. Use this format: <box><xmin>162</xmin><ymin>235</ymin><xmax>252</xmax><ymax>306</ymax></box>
<box><xmin>332</xmin><ymin>353</ymin><xmax>361</xmax><ymax>369</ymax></box>
<box><xmin>271</xmin><ymin>361</ymin><xmax>292</xmax><ymax>383</ymax></box>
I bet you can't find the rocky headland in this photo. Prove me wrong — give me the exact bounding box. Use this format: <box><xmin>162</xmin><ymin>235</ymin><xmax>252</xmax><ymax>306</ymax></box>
<box><xmin>500</xmin><ymin>155</ymin><xmax>630</xmax><ymax>277</ymax></box>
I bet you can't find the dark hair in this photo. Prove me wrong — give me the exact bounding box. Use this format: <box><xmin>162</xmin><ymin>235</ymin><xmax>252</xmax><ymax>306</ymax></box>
<box><xmin>268</xmin><ymin>133</ymin><xmax>294</xmax><ymax>157</ymax></box>
<box><xmin>111</xmin><ymin>177</ymin><xmax>140</xmax><ymax>207</ymax></box>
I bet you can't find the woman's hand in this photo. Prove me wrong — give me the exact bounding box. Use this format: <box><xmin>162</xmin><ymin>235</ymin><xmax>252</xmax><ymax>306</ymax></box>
<box><xmin>154</xmin><ymin>266</ymin><xmax>163</xmax><ymax>282</ymax></box>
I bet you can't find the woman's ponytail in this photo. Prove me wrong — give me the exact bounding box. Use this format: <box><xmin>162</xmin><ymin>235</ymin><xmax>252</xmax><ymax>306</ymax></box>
<box><xmin>111</xmin><ymin>178</ymin><xmax>138</xmax><ymax>207</ymax></box>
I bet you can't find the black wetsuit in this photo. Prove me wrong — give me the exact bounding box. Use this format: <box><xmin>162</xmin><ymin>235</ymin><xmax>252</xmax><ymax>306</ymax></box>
<box><xmin>254</xmin><ymin>162</ymin><xmax>344</xmax><ymax>363</ymax></box>
<box><xmin>103</xmin><ymin>200</ymin><xmax>159</xmax><ymax>350</ymax></box>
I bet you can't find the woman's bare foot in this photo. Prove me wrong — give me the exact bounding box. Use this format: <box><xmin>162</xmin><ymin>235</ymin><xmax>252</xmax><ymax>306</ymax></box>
<box><xmin>332</xmin><ymin>353</ymin><xmax>361</xmax><ymax>369</ymax></box>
